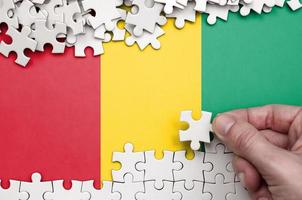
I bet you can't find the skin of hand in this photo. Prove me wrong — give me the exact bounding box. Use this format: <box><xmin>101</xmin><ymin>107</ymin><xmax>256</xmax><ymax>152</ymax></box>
<box><xmin>212</xmin><ymin>105</ymin><xmax>302</xmax><ymax>200</ymax></box>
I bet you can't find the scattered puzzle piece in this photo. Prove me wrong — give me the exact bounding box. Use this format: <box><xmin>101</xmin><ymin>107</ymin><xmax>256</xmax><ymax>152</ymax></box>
<box><xmin>31</xmin><ymin>19</ymin><xmax>66</xmax><ymax>53</ymax></box>
<box><xmin>125</xmin><ymin>24</ymin><xmax>165</xmax><ymax>50</ymax></box>
<box><xmin>0</xmin><ymin>25</ymin><xmax>37</xmax><ymax>66</ymax></box>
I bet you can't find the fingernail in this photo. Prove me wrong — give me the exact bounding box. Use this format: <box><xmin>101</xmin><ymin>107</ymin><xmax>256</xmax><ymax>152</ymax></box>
<box><xmin>258</xmin><ymin>198</ymin><xmax>268</xmax><ymax>200</ymax></box>
<box><xmin>214</xmin><ymin>115</ymin><xmax>235</xmax><ymax>136</ymax></box>
<box><xmin>238</xmin><ymin>173</ymin><xmax>246</xmax><ymax>188</ymax></box>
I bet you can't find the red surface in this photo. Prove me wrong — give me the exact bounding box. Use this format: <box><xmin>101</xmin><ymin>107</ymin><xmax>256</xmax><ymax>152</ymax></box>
<box><xmin>0</xmin><ymin>29</ymin><xmax>101</xmax><ymax>188</ymax></box>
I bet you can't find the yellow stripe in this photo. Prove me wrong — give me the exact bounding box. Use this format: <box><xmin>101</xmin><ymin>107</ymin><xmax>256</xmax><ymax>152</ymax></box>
<box><xmin>101</xmin><ymin>16</ymin><xmax>202</xmax><ymax>180</ymax></box>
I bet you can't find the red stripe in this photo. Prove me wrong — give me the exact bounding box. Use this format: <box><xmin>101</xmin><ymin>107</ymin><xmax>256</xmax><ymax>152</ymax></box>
<box><xmin>0</xmin><ymin>45</ymin><xmax>100</xmax><ymax>188</ymax></box>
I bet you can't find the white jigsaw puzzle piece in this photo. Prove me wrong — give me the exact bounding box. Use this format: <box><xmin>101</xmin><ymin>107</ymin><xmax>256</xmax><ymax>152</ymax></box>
<box><xmin>74</xmin><ymin>25</ymin><xmax>110</xmax><ymax>57</ymax></box>
<box><xmin>126</xmin><ymin>0</ymin><xmax>167</xmax><ymax>36</ymax></box>
<box><xmin>31</xmin><ymin>20</ymin><xmax>66</xmax><ymax>53</ymax></box>
<box><xmin>167</xmin><ymin>1</ymin><xmax>196</xmax><ymax>29</ymax></box>
<box><xmin>287</xmin><ymin>0</ymin><xmax>302</xmax><ymax>10</ymax></box>
<box><xmin>179</xmin><ymin>111</ymin><xmax>212</xmax><ymax>150</ymax></box>
<box><xmin>15</xmin><ymin>0</ymin><xmax>47</xmax><ymax>27</ymax></box>
<box><xmin>0</xmin><ymin>180</ymin><xmax>29</xmax><ymax>200</ymax></box>
<box><xmin>82</xmin><ymin>0</ymin><xmax>121</xmax><ymax>30</ymax></box>
<box><xmin>173</xmin><ymin>181</ymin><xmax>211</xmax><ymax>200</ymax></box>
<box><xmin>204</xmin><ymin>174</ymin><xmax>235</xmax><ymax>200</ymax></box>
<box><xmin>154</xmin><ymin>0</ymin><xmax>184</xmax><ymax>14</ymax></box>
<box><xmin>112</xmin><ymin>143</ymin><xmax>145</xmax><ymax>182</ymax></box>
<box><xmin>0</xmin><ymin>0</ymin><xmax>18</xmax><ymax>30</ymax></box>
<box><xmin>205</xmin><ymin>4</ymin><xmax>239</xmax><ymax>25</ymax></box>
<box><xmin>204</xmin><ymin>144</ymin><xmax>235</xmax><ymax>184</ymax></box>
<box><xmin>0</xmin><ymin>25</ymin><xmax>37</xmax><ymax>67</ymax></box>
<box><xmin>38</xmin><ymin>0</ymin><xmax>64</xmax><ymax>26</ymax></box>
<box><xmin>125</xmin><ymin>24</ymin><xmax>165</xmax><ymax>50</ymax></box>
<box><xmin>240</xmin><ymin>0</ymin><xmax>275</xmax><ymax>16</ymax></box>
<box><xmin>95</xmin><ymin>9</ymin><xmax>127</xmax><ymax>41</ymax></box>
<box><xmin>113</xmin><ymin>173</ymin><xmax>144</xmax><ymax>200</ymax></box>
<box><xmin>136</xmin><ymin>150</ymin><xmax>182</xmax><ymax>189</ymax></box>
<box><xmin>226</xmin><ymin>181</ymin><xmax>250</xmax><ymax>200</ymax></box>
<box><xmin>205</xmin><ymin>135</ymin><xmax>232</xmax><ymax>153</ymax></box>
<box><xmin>56</xmin><ymin>0</ymin><xmax>84</xmax><ymax>35</ymax></box>
<box><xmin>82</xmin><ymin>180</ymin><xmax>121</xmax><ymax>200</ymax></box>
<box><xmin>20</xmin><ymin>172</ymin><xmax>53</xmax><ymax>200</ymax></box>
<box><xmin>44</xmin><ymin>180</ymin><xmax>90</xmax><ymax>200</ymax></box>
<box><xmin>136</xmin><ymin>181</ymin><xmax>181</xmax><ymax>200</ymax></box>
<box><xmin>173</xmin><ymin>151</ymin><xmax>212</xmax><ymax>189</ymax></box>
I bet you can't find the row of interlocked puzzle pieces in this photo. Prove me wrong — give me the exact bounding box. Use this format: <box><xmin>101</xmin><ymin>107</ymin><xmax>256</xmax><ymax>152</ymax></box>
<box><xmin>0</xmin><ymin>110</ymin><xmax>250</xmax><ymax>199</ymax></box>
<box><xmin>0</xmin><ymin>0</ymin><xmax>301</xmax><ymax>67</ymax></box>
<box><xmin>0</xmin><ymin>140</ymin><xmax>249</xmax><ymax>200</ymax></box>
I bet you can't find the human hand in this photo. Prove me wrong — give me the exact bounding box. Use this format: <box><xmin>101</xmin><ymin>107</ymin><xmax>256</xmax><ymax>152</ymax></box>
<box><xmin>212</xmin><ymin>105</ymin><xmax>302</xmax><ymax>200</ymax></box>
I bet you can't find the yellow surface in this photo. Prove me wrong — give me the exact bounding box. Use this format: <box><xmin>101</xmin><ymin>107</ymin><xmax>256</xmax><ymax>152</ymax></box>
<box><xmin>101</xmin><ymin>17</ymin><xmax>202</xmax><ymax>180</ymax></box>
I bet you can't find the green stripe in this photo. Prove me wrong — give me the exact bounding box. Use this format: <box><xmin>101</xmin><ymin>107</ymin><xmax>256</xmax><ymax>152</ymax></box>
<box><xmin>202</xmin><ymin>6</ymin><xmax>302</xmax><ymax>116</ymax></box>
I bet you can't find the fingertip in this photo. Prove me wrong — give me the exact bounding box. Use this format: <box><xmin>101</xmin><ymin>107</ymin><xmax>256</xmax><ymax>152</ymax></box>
<box><xmin>213</xmin><ymin>114</ymin><xmax>236</xmax><ymax>137</ymax></box>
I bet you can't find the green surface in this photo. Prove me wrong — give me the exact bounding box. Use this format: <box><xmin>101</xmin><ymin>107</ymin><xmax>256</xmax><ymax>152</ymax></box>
<box><xmin>202</xmin><ymin>6</ymin><xmax>302</xmax><ymax>116</ymax></box>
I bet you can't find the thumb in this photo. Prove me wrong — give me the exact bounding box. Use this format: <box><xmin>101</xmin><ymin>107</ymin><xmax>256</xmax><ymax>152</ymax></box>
<box><xmin>212</xmin><ymin>113</ymin><xmax>283</xmax><ymax>173</ymax></box>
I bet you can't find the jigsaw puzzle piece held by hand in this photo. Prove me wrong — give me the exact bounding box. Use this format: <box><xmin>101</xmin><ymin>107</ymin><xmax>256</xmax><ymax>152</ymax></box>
<box><xmin>179</xmin><ymin>111</ymin><xmax>212</xmax><ymax>151</ymax></box>
<box><xmin>0</xmin><ymin>25</ymin><xmax>37</xmax><ymax>66</ymax></box>
<box><xmin>136</xmin><ymin>181</ymin><xmax>181</xmax><ymax>200</ymax></box>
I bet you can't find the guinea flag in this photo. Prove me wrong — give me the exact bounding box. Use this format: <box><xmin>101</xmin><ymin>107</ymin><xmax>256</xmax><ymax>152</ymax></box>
<box><xmin>0</xmin><ymin>6</ymin><xmax>301</xmax><ymax>185</ymax></box>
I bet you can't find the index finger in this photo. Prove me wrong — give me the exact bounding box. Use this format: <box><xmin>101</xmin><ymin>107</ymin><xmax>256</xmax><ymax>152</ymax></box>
<box><xmin>218</xmin><ymin>104</ymin><xmax>302</xmax><ymax>134</ymax></box>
